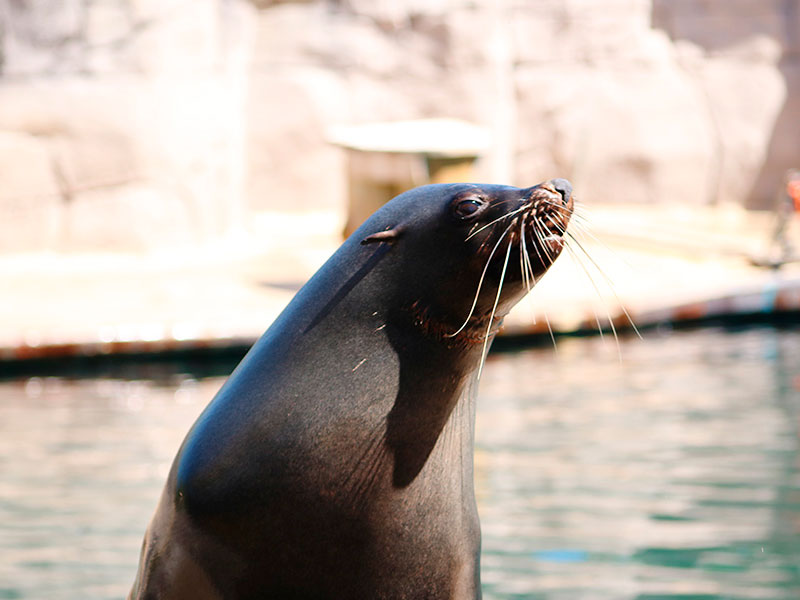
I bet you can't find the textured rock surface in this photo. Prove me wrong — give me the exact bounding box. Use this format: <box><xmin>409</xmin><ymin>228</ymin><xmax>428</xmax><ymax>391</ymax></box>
<box><xmin>0</xmin><ymin>0</ymin><xmax>797</xmax><ymax>251</ymax></box>
<box><xmin>0</xmin><ymin>131</ymin><xmax>63</xmax><ymax>252</ymax></box>
<box><xmin>652</xmin><ymin>0</ymin><xmax>798</xmax><ymax>208</ymax></box>
<box><xmin>0</xmin><ymin>0</ymin><xmax>253</xmax><ymax>251</ymax></box>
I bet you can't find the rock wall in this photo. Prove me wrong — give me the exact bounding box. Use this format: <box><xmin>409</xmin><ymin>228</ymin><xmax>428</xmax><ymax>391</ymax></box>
<box><xmin>0</xmin><ymin>0</ymin><xmax>797</xmax><ymax>251</ymax></box>
<box><xmin>652</xmin><ymin>0</ymin><xmax>800</xmax><ymax>208</ymax></box>
<box><xmin>0</xmin><ymin>0</ymin><xmax>254</xmax><ymax>252</ymax></box>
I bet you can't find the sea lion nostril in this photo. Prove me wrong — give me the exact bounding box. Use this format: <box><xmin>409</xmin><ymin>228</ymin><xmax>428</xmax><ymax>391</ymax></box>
<box><xmin>551</xmin><ymin>178</ymin><xmax>572</xmax><ymax>204</ymax></box>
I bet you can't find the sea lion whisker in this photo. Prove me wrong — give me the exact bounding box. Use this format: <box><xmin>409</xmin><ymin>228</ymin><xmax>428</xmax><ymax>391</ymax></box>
<box><xmin>563</xmin><ymin>240</ymin><xmax>627</xmax><ymax>360</ymax></box>
<box><xmin>566</xmin><ymin>212</ymin><xmax>592</xmax><ymax>231</ymax></box>
<box><xmin>541</xmin><ymin>213</ymin><xmax>567</xmax><ymax>247</ymax></box>
<box><xmin>564</xmin><ymin>231</ymin><xmax>641</xmax><ymax>339</ymax></box>
<box><xmin>473</xmin><ymin>213</ymin><xmax>519</xmax><ymax>254</ymax></box>
<box><xmin>518</xmin><ymin>218</ymin><xmax>532</xmax><ymax>293</ymax></box>
<box><xmin>562</xmin><ymin>199</ymin><xmax>588</xmax><ymax>218</ymax></box>
<box><xmin>569</xmin><ymin>207</ymin><xmax>591</xmax><ymax>222</ymax></box>
<box><xmin>531</xmin><ymin>216</ymin><xmax>557</xmax><ymax>266</ymax></box>
<box><xmin>564</xmin><ymin>218</ymin><xmax>592</xmax><ymax>238</ymax></box>
<box><xmin>447</xmin><ymin>222</ymin><xmax>515</xmax><ymax>338</ymax></box>
<box><xmin>475</xmin><ymin>229</ymin><xmax>498</xmax><ymax>255</ymax></box>
<box><xmin>536</xmin><ymin>197</ymin><xmax>570</xmax><ymax>209</ymax></box>
<box><xmin>571</xmin><ymin>215</ymin><xmax>592</xmax><ymax>232</ymax></box>
<box><xmin>564</xmin><ymin>199</ymin><xmax>636</xmax><ymax>272</ymax></box>
<box><xmin>477</xmin><ymin>235</ymin><xmax>513</xmax><ymax>380</ymax></box>
<box><xmin>486</xmin><ymin>198</ymin><xmax>521</xmax><ymax>210</ymax></box>
<box><xmin>517</xmin><ymin>219</ymin><xmax>527</xmax><ymax>290</ymax></box>
<box><xmin>520</xmin><ymin>217</ymin><xmax>559</xmax><ymax>343</ymax></box>
<box><xmin>567</xmin><ymin>223</ymin><xmax>611</xmax><ymax>258</ymax></box>
<box><xmin>570</xmin><ymin>210</ymin><xmax>601</xmax><ymax>235</ymax></box>
<box><xmin>464</xmin><ymin>217</ymin><xmax>503</xmax><ymax>243</ymax></box>
<box><xmin>544</xmin><ymin>214</ymin><xmax>570</xmax><ymax>240</ymax></box>
<box><xmin>464</xmin><ymin>204</ymin><xmax>519</xmax><ymax>241</ymax></box>
<box><xmin>567</xmin><ymin>216</ymin><xmax>638</xmax><ymax>274</ymax></box>
<box><xmin>520</xmin><ymin>219</ymin><xmax>538</xmax><ymax>295</ymax></box>
<box><xmin>545</xmin><ymin>311</ymin><xmax>558</xmax><ymax>350</ymax></box>
<box><xmin>464</xmin><ymin>205</ymin><xmax>528</xmax><ymax>241</ymax></box>
<box><xmin>525</xmin><ymin>221</ymin><xmax>560</xmax><ymax>349</ymax></box>
<box><xmin>514</xmin><ymin>216</ymin><xmax>528</xmax><ymax>288</ymax></box>
<box><xmin>563</xmin><ymin>240</ymin><xmax>613</xmax><ymax>347</ymax></box>
<box><xmin>519</xmin><ymin>220</ymin><xmax>543</xmax><ymax>328</ymax></box>
<box><xmin>465</xmin><ymin>209</ymin><xmax>523</xmax><ymax>245</ymax></box>
<box><xmin>524</xmin><ymin>217</ymin><xmax>552</xmax><ymax>272</ymax></box>
<box><xmin>535</xmin><ymin>198</ymin><xmax>575</xmax><ymax>219</ymax></box>
<box><xmin>563</xmin><ymin>216</ymin><xmax>591</xmax><ymax>237</ymax></box>
<box><xmin>544</xmin><ymin>214</ymin><xmax>565</xmax><ymax>232</ymax></box>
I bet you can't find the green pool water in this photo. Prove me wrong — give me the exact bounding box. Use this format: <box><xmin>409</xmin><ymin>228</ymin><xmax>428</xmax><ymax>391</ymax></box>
<box><xmin>1</xmin><ymin>326</ymin><xmax>798</xmax><ymax>599</ymax></box>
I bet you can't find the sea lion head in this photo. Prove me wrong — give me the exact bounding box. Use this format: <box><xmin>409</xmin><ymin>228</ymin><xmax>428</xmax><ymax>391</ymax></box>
<box><xmin>358</xmin><ymin>179</ymin><xmax>574</xmax><ymax>344</ymax></box>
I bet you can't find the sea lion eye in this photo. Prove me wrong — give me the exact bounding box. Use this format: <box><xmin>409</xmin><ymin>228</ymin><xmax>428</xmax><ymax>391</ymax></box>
<box><xmin>453</xmin><ymin>197</ymin><xmax>484</xmax><ymax>219</ymax></box>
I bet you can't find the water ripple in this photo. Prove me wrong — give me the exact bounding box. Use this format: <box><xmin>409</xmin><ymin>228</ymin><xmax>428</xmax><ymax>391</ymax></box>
<box><xmin>0</xmin><ymin>327</ymin><xmax>798</xmax><ymax>599</ymax></box>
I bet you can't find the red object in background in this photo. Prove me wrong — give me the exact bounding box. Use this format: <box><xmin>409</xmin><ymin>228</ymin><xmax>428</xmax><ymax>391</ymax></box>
<box><xmin>789</xmin><ymin>179</ymin><xmax>800</xmax><ymax>211</ymax></box>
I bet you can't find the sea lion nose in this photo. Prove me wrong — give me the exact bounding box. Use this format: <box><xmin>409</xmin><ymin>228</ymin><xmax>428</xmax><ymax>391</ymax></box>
<box><xmin>550</xmin><ymin>178</ymin><xmax>572</xmax><ymax>204</ymax></box>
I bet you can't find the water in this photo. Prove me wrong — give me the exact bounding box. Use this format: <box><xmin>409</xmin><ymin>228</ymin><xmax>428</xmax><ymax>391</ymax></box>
<box><xmin>0</xmin><ymin>326</ymin><xmax>798</xmax><ymax>599</ymax></box>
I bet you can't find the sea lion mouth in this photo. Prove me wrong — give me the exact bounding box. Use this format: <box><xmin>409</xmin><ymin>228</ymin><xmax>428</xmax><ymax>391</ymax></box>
<box><xmin>529</xmin><ymin>197</ymin><xmax>569</xmax><ymax>256</ymax></box>
<box><xmin>527</xmin><ymin>180</ymin><xmax>573</xmax><ymax>241</ymax></box>
<box><xmin>498</xmin><ymin>178</ymin><xmax>574</xmax><ymax>269</ymax></box>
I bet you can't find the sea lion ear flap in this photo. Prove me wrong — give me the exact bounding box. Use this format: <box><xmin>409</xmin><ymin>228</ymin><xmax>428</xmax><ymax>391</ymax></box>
<box><xmin>360</xmin><ymin>227</ymin><xmax>403</xmax><ymax>245</ymax></box>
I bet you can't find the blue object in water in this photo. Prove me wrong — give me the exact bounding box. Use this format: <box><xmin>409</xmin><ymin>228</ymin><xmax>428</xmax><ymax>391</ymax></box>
<box><xmin>533</xmin><ymin>549</ymin><xmax>589</xmax><ymax>563</ymax></box>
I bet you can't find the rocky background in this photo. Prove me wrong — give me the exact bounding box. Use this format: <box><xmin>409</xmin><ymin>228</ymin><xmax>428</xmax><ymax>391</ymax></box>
<box><xmin>1</xmin><ymin>0</ymin><xmax>798</xmax><ymax>252</ymax></box>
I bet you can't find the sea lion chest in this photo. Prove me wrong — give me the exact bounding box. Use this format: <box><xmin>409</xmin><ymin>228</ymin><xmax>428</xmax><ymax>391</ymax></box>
<box><xmin>170</xmin><ymin>295</ymin><xmax>483</xmax><ymax>599</ymax></box>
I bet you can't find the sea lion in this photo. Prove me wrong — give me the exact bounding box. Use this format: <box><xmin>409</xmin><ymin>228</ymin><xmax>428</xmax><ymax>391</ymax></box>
<box><xmin>129</xmin><ymin>179</ymin><xmax>574</xmax><ymax>599</ymax></box>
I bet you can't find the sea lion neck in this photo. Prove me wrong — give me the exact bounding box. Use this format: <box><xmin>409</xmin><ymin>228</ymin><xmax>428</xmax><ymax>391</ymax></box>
<box><xmin>380</xmin><ymin>308</ymin><xmax>482</xmax><ymax>488</ymax></box>
<box><xmin>400</xmin><ymin>298</ymin><xmax>505</xmax><ymax>349</ymax></box>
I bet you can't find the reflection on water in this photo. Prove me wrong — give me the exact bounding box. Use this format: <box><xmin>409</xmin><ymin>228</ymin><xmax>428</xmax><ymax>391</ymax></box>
<box><xmin>478</xmin><ymin>326</ymin><xmax>800</xmax><ymax>600</ymax></box>
<box><xmin>0</xmin><ymin>377</ymin><xmax>217</xmax><ymax>600</ymax></box>
<box><xmin>0</xmin><ymin>326</ymin><xmax>798</xmax><ymax>599</ymax></box>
